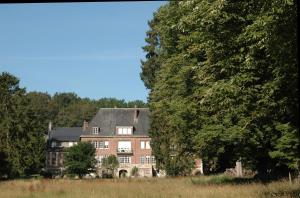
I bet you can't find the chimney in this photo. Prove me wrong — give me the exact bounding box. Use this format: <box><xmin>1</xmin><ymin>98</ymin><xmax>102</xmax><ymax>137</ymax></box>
<box><xmin>133</xmin><ymin>105</ymin><xmax>139</xmax><ymax>123</ymax></box>
<box><xmin>83</xmin><ymin>120</ymin><xmax>89</xmax><ymax>131</ymax></box>
<box><xmin>48</xmin><ymin>121</ymin><xmax>52</xmax><ymax>132</ymax></box>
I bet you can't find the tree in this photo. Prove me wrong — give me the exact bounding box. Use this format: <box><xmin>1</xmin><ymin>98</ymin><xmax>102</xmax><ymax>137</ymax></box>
<box><xmin>101</xmin><ymin>155</ymin><xmax>119</xmax><ymax>178</ymax></box>
<box><xmin>0</xmin><ymin>72</ymin><xmax>45</xmax><ymax>177</ymax></box>
<box><xmin>141</xmin><ymin>0</ymin><xmax>298</xmax><ymax>178</ymax></box>
<box><xmin>64</xmin><ymin>142</ymin><xmax>96</xmax><ymax>178</ymax></box>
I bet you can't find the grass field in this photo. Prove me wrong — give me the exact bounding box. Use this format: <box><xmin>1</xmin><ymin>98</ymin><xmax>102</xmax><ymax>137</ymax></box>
<box><xmin>0</xmin><ymin>176</ymin><xmax>299</xmax><ymax>198</ymax></box>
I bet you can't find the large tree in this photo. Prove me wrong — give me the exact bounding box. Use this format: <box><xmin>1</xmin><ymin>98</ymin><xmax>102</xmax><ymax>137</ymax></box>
<box><xmin>0</xmin><ymin>72</ymin><xmax>46</xmax><ymax>177</ymax></box>
<box><xmin>141</xmin><ymin>0</ymin><xmax>298</xmax><ymax>178</ymax></box>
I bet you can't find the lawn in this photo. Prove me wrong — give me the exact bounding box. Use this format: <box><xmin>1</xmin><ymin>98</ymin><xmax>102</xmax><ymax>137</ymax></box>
<box><xmin>0</xmin><ymin>176</ymin><xmax>299</xmax><ymax>198</ymax></box>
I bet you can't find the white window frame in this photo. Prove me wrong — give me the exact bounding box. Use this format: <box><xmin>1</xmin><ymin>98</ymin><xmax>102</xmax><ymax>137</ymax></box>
<box><xmin>51</xmin><ymin>141</ymin><xmax>57</xmax><ymax>148</ymax></box>
<box><xmin>92</xmin><ymin>127</ymin><xmax>99</xmax><ymax>134</ymax></box>
<box><xmin>104</xmin><ymin>141</ymin><xmax>109</xmax><ymax>149</ymax></box>
<box><xmin>140</xmin><ymin>141</ymin><xmax>145</xmax><ymax>149</ymax></box>
<box><xmin>98</xmin><ymin>140</ymin><xmax>109</xmax><ymax>149</ymax></box>
<box><xmin>146</xmin><ymin>141</ymin><xmax>151</xmax><ymax>149</ymax></box>
<box><xmin>118</xmin><ymin>141</ymin><xmax>131</xmax><ymax>152</ymax></box>
<box><xmin>116</xmin><ymin>126</ymin><xmax>133</xmax><ymax>135</ymax></box>
<box><xmin>118</xmin><ymin>156</ymin><xmax>131</xmax><ymax>164</ymax></box>
<box><xmin>140</xmin><ymin>156</ymin><xmax>145</xmax><ymax>164</ymax></box>
<box><xmin>91</xmin><ymin>140</ymin><xmax>98</xmax><ymax>149</ymax></box>
<box><xmin>146</xmin><ymin>156</ymin><xmax>151</xmax><ymax>164</ymax></box>
<box><xmin>151</xmin><ymin>156</ymin><xmax>156</xmax><ymax>164</ymax></box>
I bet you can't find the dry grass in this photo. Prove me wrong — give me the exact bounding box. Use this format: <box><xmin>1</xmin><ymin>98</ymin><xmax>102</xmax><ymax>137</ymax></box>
<box><xmin>0</xmin><ymin>177</ymin><xmax>299</xmax><ymax>198</ymax></box>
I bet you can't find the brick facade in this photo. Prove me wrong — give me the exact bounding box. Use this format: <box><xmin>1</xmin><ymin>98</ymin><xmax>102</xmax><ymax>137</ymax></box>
<box><xmin>81</xmin><ymin>135</ymin><xmax>155</xmax><ymax>177</ymax></box>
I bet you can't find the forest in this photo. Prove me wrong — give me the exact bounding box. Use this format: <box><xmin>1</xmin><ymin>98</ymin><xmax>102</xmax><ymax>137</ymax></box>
<box><xmin>140</xmin><ymin>0</ymin><xmax>298</xmax><ymax>179</ymax></box>
<box><xmin>0</xmin><ymin>72</ymin><xmax>147</xmax><ymax>178</ymax></box>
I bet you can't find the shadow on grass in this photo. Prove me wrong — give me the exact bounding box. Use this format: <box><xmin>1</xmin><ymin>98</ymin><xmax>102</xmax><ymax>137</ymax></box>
<box><xmin>190</xmin><ymin>174</ymin><xmax>257</xmax><ymax>185</ymax></box>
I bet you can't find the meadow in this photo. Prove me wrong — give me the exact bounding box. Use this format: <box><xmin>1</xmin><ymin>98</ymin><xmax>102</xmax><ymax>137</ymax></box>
<box><xmin>0</xmin><ymin>176</ymin><xmax>299</xmax><ymax>198</ymax></box>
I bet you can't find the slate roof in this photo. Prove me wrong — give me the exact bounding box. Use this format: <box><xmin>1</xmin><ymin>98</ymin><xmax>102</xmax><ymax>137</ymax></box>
<box><xmin>49</xmin><ymin>127</ymin><xmax>83</xmax><ymax>142</ymax></box>
<box><xmin>83</xmin><ymin>108</ymin><xmax>150</xmax><ymax>136</ymax></box>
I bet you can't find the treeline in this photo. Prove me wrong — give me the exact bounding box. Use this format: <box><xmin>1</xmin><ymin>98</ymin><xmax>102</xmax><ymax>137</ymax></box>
<box><xmin>0</xmin><ymin>72</ymin><xmax>147</xmax><ymax>178</ymax></box>
<box><xmin>141</xmin><ymin>0</ymin><xmax>298</xmax><ymax>179</ymax></box>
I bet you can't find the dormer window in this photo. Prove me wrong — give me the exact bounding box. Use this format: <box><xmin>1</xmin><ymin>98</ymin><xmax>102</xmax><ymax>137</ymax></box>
<box><xmin>116</xmin><ymin>126</ymin><xmax>133</xmax><ymax>135</ymax></box>
<box><xmin>92</xmin><ymin>127</ymin><xmax>99</xmax><ymax>134</ymax></box>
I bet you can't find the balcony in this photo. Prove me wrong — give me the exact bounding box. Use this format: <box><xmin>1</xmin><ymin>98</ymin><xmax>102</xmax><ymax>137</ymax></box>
<box><xmin>116</xmin><ymin>148</ymin><xmax>133</xmax><ymax>155</ymax></box>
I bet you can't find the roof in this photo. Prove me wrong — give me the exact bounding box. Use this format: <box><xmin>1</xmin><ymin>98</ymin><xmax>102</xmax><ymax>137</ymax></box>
<box><xmin>49</xmin><ymin>127</ymin><xmax>83</xmax><ymax>142</ymax></box>
<box><xmin>83</xmin><ymin>108</ymin><xmax>150</xmax><ymax>136</ymax></box>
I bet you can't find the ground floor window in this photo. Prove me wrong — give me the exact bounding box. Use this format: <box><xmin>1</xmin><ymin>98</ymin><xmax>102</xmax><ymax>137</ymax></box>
<box><xmin>140</xmin><ymin>155</ymin><xmax>155</xmax><ymax>164</ymax></box>
<box><xmin>50</xmin><ymin>152</ymin><xmax>57</xmax><ymax>166</ymax></box>
<box><xmin>118</xmin><ymin>156</ymin><xmax>131</xmax><ymax>164</ymax></box>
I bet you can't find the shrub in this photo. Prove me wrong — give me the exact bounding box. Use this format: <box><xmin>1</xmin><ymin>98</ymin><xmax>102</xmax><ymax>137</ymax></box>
<box><xmin>131</xmin><ymin>166</ymin><xmax>139</xmax><ymax>177</ymax></box>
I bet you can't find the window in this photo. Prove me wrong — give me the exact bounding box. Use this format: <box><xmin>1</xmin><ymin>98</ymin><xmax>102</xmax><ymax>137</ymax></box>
<box><xmin>145</xmin><ymin>156</ymin><xmax>151</xmax><ymax>164</ymax></box>
<box><xmin>51</xmin><ymin>141</ymin><xmax>57</xmax><ymax>147</ymax></box>
<box><xmin>141</xmin><ymin>141</ymin><xmax>150</xmax><ymax>149</ymax></box>
<box><xmin>151</xmin><ymin>156</ymin><xmax>156</xmax><ymax>164</ymax></box>
<box><xmin>140</xmin><ymin>156</ymin><xmax>156</xmax><ymax>164</ymax></box>
<box><xmin>118</xmin><ymin>141</ymin><xmax>131</xmax><ymax>152</ymax></box>
<box><xmin>140</xmin><ymin>156</ymin><xmax>145</xmax><ymax>164</ymax></box>
<box><xmin>116</xmin><ymin>126</ymin><xmax>133</xmax><ymax>135</ymax></box>
<box><xmin>92</xmin><ymin>127</ymin><xmax>99</xmax><ymax>134</ymax></box>
<box><xmin>91</xmin><ymin>140</ymin><xmax>98</xmax><ymax>148</ymax></box>
<box><xmin>146</xmin><ymin>141</ymin><xmax>151</xmax><ymax>149</ymax></box>
<box><xmin>98</xmin><ymin>140</ymin><xmax>109</xmax><ymax>149</ymax></box>
<box><xmin>118</xmin><ymin>156</ymin><xmax>131</xmax><ymax>164</ymax></box>
<box><xmin>51</xmin><ymin>152</ymin><xmax>56</xmax><ymax>166</ymax></box>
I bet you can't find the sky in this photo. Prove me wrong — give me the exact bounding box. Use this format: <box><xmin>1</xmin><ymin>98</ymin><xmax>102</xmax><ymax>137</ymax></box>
<box><xmin>0</xmin><ymin>1</ymin><xmax>166</xmax><ymax>102</ymax></box>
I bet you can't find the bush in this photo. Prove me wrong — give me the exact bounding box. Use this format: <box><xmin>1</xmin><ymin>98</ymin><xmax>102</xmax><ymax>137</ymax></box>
<box><xmin>131</xmin><ymin>166</ymin><xmax>139</xmax><ymax>177</ymax></box>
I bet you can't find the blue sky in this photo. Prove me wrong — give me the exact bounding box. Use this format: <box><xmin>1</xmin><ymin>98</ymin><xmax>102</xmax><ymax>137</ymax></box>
<box><xmin>0</xmin><ymin>1</ymin><xmax>166</xmax><ymax>102</ymax></box>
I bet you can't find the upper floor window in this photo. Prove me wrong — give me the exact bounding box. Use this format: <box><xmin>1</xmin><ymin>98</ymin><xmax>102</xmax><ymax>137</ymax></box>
<box><xmin>116</xmin><ymin>126</ymin><xmax>133</xmax><ymax>135</ymax></box>
<box><xmin>51</xmin><ymin>141</ymin><xmax>57</xmax><ymax>148</ymax></box>
<box><xmin>99</xmin><ymin>140</ymin><xmax>109</xmax><ymax>149</ymax></box>
<box><xmin>141</xmin><ymin>141</ymin><xmax>151</xmax><ymax>149</ymax></box>
<box><xmin>118</xmin><ymin>141</ymin><xmax>131</xmax><ymax>152</ymax></box>
<box><xmin>92</xmin><ymin>127</ymin><xmax>99</xmax><ymax>134</ymax></box>
<box><xmin>51</xmin><ymin>141</ymin><xmax>61</xmax><ymax>148</ymax></box>
<box><xmin>91</xmin><ymin>140</ymin><xmax>98</xmax><ymax>148</ymax></box>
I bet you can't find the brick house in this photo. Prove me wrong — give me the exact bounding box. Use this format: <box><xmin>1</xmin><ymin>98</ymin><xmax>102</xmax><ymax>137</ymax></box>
<box><xmin>45</xmin><ymin>107</ymin><xmax>157</xmax><ymax>177</ymax></box>
<box><xmin>80</xmin><ymin>108</ymin><xmax>156</xmax><ymax>177</ymax></box>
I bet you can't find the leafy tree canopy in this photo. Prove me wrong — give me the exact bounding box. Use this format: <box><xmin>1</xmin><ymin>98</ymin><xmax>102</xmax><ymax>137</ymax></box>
<box><xmin>141</xmin><ymin>0</ymin><xmax>298</xmax><ymax>179</ymax></box>
<box><xmin>64</xmin><ymin>142</ymin><xmax>96</xmax><ymax>178</ymax></box>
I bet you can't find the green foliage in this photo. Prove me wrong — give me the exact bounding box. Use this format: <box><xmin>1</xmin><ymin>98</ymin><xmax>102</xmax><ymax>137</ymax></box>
<box><xmin>101</xmin><ymin>155</ymin><xmax>119</xmax><ymax>177</ymax></box>
<box><xmin>0</xmin><ymin>71</ymin><xmax>147</xmax><ymax>178</ymax></box>
<box><xmin>64</xmin><ymin>142</ymin><xmax>96</xmax><ymax>178</ymax></box>
<box><xmin>141</xmin><ymin>0</ymin><xmax>298</xmax><ymax>178</ymax></box>
<box><xmin>0</xmin><ymin>72</ymin><xmax>45</xmax><ymax>177</ymax></box>
<box><xmin>130</xmin><ymin>166</ymin><xmax>139</xmax><ymax>177</ymax></box>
